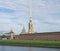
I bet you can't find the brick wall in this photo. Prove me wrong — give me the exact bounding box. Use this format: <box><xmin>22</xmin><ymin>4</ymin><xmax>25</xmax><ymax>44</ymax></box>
<box><xmin>15</xmin><ymin>32</ymin><xmax>60</xmax><ymax>40</ymax></box>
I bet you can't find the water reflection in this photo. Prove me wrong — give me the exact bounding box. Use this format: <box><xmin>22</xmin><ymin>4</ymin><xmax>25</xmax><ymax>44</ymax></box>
<box><xmin>0</xmin><ymin>46</ymin><xmax>60</xmax><ymax>51</ymax></box>
<box><xmin>28</xmin><ymin>47</ymin><xmax>32</xmax><ymax>51</ymax></box>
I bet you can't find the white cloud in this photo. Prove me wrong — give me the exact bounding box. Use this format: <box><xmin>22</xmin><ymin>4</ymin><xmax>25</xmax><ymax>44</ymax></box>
<box><xmin>0</xmin><ymin>0</ymin><xmax>60</xmax><ymax>34</ymax></box>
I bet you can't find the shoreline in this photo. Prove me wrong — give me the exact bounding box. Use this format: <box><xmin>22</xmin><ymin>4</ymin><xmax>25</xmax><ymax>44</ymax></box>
<box><xmin>0</xmin><ymin>40</ymin><xmax>60</xmax><ymax>48</ymax></box>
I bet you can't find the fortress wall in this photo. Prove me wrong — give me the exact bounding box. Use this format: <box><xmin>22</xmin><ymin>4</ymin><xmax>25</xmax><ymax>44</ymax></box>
<box><xmin>16</xmin><ymin>32</ymin><xmax>60</xmax><ymax>40</ymax></box>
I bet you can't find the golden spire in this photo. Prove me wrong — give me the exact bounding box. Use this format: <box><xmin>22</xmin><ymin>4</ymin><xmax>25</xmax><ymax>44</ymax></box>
<box><xmin>30</xmin><ymin>0</ymin><xmax>32</xmax><ymax>21</ymax></box>
<box><xmin>28</xmin><ymin>0</ymin><xmax>34</xmax><ymax>33</ymax></box>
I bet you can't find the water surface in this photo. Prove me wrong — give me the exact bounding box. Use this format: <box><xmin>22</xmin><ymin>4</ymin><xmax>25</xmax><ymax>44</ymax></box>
<box><xmin>0</xmin><ymin>46</ymin><xmax>60</xmax><ymax>51</ymax></box>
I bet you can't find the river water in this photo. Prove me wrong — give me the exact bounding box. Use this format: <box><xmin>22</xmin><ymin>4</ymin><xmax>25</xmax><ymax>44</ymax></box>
<box><xmin>0</xmin><ymin>46</ymin><xmax>60</xmax><ymax>51</ymax></box>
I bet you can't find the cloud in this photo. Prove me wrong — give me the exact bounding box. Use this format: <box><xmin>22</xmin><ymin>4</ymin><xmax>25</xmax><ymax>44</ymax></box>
<box><xmin>0</xmin><ymin>7</ymin><xmax>15</xmax><ymax>13</ymax></box>
<box><xmin>0</xmin><ymin>0</ymin><xmax>60</xmax><ymax>34</ymax></box>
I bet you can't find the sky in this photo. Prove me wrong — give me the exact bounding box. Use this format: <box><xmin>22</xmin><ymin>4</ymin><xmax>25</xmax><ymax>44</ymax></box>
<box><xmin>0</xmin><ymin>0</ymin><xmax>60</xmax><ymax>34</ymax></box>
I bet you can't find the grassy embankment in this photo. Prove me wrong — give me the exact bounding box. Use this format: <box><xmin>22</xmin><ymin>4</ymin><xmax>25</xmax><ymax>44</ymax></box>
<box><xmin>0</xmin><ymin>40</ymin><xmax>60</xmax><ymax>48</ymax></box>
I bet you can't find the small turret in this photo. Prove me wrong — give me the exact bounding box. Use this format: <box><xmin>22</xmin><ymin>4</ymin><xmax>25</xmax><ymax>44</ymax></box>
<box><xmin>9</xmin><ymin>29</ymin><xmax>15</xmax><ymax>40</ymax></box>
<box><xmin>21</xmin><ymin>26</ymin><xmax>26</xmax><ymax>34</ymax></box>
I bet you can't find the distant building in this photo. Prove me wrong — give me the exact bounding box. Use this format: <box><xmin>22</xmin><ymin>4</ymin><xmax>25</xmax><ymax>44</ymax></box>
<box><xmin>16</xmin><ymin>32</ymin><xmax>60</xmax><ymax>40</ymax></box>
<box><xmin>28</xmin><ymin>4</ymin><xmax>34</xmax><ymax>33</ymax></box>
<box><xmin>20</xmin><ymin>26</ymin><xmax>26</xmax><ymax>34</ymax></box>
<box><xmin>16</xmin><ymin>3</ymin><xmax>60</xmax><ymax>41</ymax></box>
<box><xmin>4</xmin><ymin>29</ymin><xmax>15</xmax><ymax>39</ymax></box>
<box><xmin>0</xmin><ymin>2</ymin><xmax>60</xmax><ymax>41</ymax></box>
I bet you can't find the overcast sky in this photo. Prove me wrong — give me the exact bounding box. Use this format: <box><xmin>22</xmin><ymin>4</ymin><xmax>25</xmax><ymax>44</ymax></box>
<box><xmin>0</xmin><ymin>0</ymin><xmax>60</xmax><ymax>34</ymax></box>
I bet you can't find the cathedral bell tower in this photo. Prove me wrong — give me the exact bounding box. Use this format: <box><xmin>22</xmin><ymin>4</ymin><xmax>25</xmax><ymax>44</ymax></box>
<box><xmin>28</xmin><ymin>1</ymin><xmax>34</xmax><ymax>33</ymax></box>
